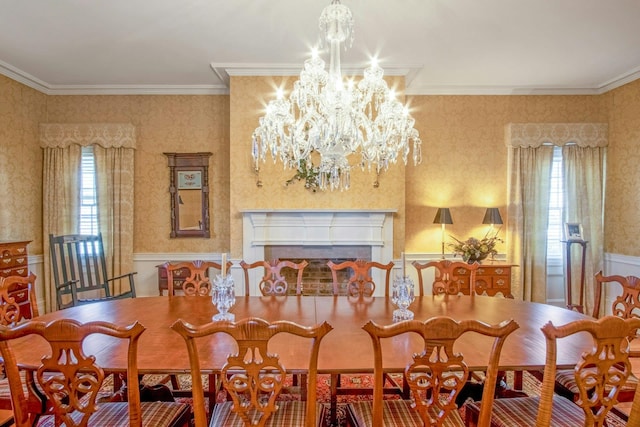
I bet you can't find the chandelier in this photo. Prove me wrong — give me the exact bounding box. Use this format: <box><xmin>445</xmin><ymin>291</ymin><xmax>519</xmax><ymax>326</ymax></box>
<box><xmin>251</xmin><ymin>0</ymin><xmax>422</xmax><ymax>191</ymax></box>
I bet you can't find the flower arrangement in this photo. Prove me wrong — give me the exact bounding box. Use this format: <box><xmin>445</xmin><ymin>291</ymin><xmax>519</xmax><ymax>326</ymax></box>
<box><xmin>449</xmin><ymin>231</ymin><xmax>503</xmax><ymax>263</ymax></box>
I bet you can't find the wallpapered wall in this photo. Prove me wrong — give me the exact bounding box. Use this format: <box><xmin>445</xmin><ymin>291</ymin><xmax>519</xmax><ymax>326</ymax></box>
<box><xmin>3</xmin><ymin>74</ymin><xmax>640</xmax><ymax>259</ymax></box>
<box><xmin>605</xmin><ymin>78</ymin><xmax>640</xmax><ymax>256</ymax></box>
<box><xmin>405</xmin><ymin>94</ymin><xmax>608</xmax><ymax>254</ymax></box>
<box><xmin>45</xmin><ymin>95</ymin><xmax>231</xmax><ymax>254</ymax></box>
<box><xmin>0</xmin><ymin>75</ymin><xmax>46</xmax><ymax>253</ymax></box>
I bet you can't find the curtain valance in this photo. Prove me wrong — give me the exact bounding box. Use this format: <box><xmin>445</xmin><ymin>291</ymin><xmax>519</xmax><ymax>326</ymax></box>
<box><xmin>39</xmin><ymin>123</ymin><xmax>136</xmax><ymax>149</ymax></box>
<box><xmin>506</xmin><ymin>123</ymin><xmax>608</xmax><ymax>148</ymax></box>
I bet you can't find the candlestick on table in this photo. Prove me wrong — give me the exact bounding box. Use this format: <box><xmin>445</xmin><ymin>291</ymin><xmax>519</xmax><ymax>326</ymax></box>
<box><xmin>221</xmin><ymin>253</ymin><xmax>227</xmax><ymax>276</ymax></box>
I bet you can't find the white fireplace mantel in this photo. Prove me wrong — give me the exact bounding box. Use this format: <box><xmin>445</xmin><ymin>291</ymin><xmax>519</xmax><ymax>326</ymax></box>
<box><xmin>241</xmin><ymin>209</ymin><xmax>396</xmax><ymax>295</ymax></box>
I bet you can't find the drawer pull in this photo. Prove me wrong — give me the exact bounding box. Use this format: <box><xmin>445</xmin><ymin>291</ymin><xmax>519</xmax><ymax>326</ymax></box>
<box><xmin>496</xmin><ymin>279</ymin><xmax>505</xmax><ymax>287</ymax></box>
<box><xmin>16</xmin><ymin>248</ymin><xmax>26</xmax><ymax>254</ymax></box>
<box><xmin>495</xmin><ymin>268</ymin><xmax>504</xmax><ymax>274</ymax></box>
<box><xmin>15</xmin><ymin>258</ymin><xmax>26</xmax><ymax>264</ymax></box>
<box><xmin>15</xmin><ymin>269</ymin><xmax>26</xmax><ymax>275</ymax></box>
<box><xmin>15</xmin><ymin>292</ymin><xmax>26</xmax><ymax>299</ymax></box>
<box><xmin>1</xmin><ymin>259</ymin><xmax>9</xmax><ymax>265</ymax></box>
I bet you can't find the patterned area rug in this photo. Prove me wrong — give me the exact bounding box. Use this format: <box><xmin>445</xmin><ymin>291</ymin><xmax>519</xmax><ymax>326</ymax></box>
<box><xmin>103</xmin><ymin>371</ymin><xmax>628</xmax><ymax>427</ymax></box>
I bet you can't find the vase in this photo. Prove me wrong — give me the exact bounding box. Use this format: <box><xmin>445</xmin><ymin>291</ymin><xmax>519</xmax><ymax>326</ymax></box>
<box><xmin>463</xmin><ymin>253</ymin><xmax>489</xmax><ymax>264</ymax></box>
<box><xmin>212</xmin><ymin>274</ymin><xmax>236</xmax><ymax>321</ymax></box>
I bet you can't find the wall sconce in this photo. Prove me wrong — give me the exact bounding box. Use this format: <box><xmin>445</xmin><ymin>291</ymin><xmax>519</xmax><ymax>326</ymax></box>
<box><xmin>482</xmin><ymin>207</ymin><xmax>503</xmax><ymax>232</ymax></box>
<box><xmin>433</xmin><ymin>208</ymin><xmax>453</xmax><ymax>259</ymax></box>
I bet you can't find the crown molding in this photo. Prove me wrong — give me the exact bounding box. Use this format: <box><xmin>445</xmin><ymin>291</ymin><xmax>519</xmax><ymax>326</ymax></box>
<box><xmin>43</xmin><ymin>85</ymin><xmax>229</xmax><ymax>95</ymax></box>
<box><xmin>2</xmin><ymin>59</ymin><xmax>639</xmax><ymax>96</ymax></box>
<box><xmin>210</xmin><ymin>62</ymin><xmax>423</xmax><ymax>89</ymax></box>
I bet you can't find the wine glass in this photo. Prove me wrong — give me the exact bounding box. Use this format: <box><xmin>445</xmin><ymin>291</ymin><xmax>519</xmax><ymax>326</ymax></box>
<box><xmin>391</xmin><ymin>276</ymin><xmax>415</xmax><ymax>322</ymax></box>
<box><xmin>212</xmin><ymin>274</ymin><xmax>236</xmax><ymax>321</ymax></box>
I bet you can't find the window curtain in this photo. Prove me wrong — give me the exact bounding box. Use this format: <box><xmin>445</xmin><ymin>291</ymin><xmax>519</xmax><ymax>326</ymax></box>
<box><xmin>94</xmin><ymin>145</ymin><xmax>136</xmax><ymax>295</ymax></box>
<box><xmin>506</xmin><ymin>145</ymin><xmax>554</xmax><ymax>302</ymax></box>
<box><xmin>506</xmin><ymin>123</ymin><xmax>608</xmax><ymax>304</ymax></box>
<box><xmin>40</xmin><ymin>123</ymin><xmax>136</xmax><ymax>313</ymax></box>
<box><xmin>563</xmin><ymin>145</ymin><xmax>606</xmax><ymax>315</ymax></box>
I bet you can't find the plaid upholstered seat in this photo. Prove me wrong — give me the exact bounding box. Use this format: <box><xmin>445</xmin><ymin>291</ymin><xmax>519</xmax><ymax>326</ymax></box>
<box><xmin>349</xmin><ymin>399</ymin><xmax>465</xmax><ymax>427</ymax></box>
<box><xmin>37</xmin><ymin>401</ymin><xmax>190</xmax><ymax>427</ymax></box>
<box><xmin>211</xmin><ymin>401</ymin><xmax>321</xmax><ymax>426</ymax></box>
<box><xmin>465</xmin><ymin>395</ymin><xmax>586</xmax><ymax>427</ymax></box>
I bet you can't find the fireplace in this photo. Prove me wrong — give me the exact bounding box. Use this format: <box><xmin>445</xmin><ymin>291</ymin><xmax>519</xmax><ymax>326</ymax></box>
<box><xmin>241</xmin><ymin>210</ymin><xmax>396</xmax><ymax>296</ymax></box>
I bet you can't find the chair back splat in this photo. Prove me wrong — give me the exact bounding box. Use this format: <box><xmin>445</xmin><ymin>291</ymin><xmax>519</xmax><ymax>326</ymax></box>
<box><xmin>172</xmin><ymin>317</ymin><xmax>332</xmax><ymax>427</ymax></box>
<box><xmin>240</xmin><ymin>259</ymin><xmax>308</xmax><ymax>295</ymax></box>
<box><xmin>0</xmin><ymin>273</ymin><xmax>39</xmax><ymax>324</ymax></box>
<box><xmin>163</xmin><ymin>260</ymin><xmax>230</xmax><ymax>296</ymax></box>
<box><xmin>349</xmin><ymin>316</ymin><xmax>519</xmax><ymax>427</ymax></box>
<box><xmin>327</xmin><ymin>259</ymin><xmax>394</xmax><ymax>297</ymax></box>
<box><xmin>49</xmin><ymin>233</ymin><xmax>136</xmax><ymax>309</ymax></box>
<box><xmin>412</xmin><ymin>259</ymin><xmax>479</xmax><ymax>296</ymax></box>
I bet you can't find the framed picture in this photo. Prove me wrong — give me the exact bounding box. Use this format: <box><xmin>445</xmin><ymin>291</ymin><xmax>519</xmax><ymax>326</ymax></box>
<box><xmin>564</xmin><ymin>222</ymin><xmax>584</xmax><ymax>241</ymax></box>
<box><xmin>177</xmin><ymin>171</ymin><xmax>202</xmax><ymax>190</ymax></box>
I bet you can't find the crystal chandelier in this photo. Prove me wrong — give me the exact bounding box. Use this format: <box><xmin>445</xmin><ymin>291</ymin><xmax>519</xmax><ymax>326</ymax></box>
<box><xmin>251</xmin><ymin>0</ymin><xmax>422</xmax><ymax>192</ymax></box>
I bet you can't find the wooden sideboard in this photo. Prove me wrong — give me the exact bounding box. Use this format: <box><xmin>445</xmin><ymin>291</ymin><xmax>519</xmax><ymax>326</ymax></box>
<box><xmin>0</xmin><ymin>240</ymin><xmax>33</xmax><ymax>318</ymax></box>
<box><xmin>450</xmin><ymin>262</ymin><xmax>515</xmax><ymax>298</ymax></box>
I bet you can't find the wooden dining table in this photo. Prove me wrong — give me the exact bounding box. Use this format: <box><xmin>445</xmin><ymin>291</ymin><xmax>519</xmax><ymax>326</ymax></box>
<box><xmin>8</xmin><ymin>294</ymin><xmax>593</xmax><ymax>423</ymax></box>
<box><xmin>9</xmin><ymin>294</ymin><xmax>594</xmax><ymax>374</ymax></box>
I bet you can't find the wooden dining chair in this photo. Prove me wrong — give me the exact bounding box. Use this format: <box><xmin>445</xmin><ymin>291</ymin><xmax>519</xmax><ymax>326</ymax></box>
<box><xmin>161</xmin><ymin>260</ymin><xmax>230</xmax><ymax>401</ymax></box>
<box><xmin>0</xmin><ymin>318</ymin><xmax>191</xmax><ymax>427</ymax></box>
<box><xmin>0</xmin><ymin>274</ymin><xmax>45</xmax><ymax>422</ymax></box>
<box><xmin>240</xmin><ymin>259</ymin><xmax>308</xmax><ymax>295</ymax></box>
<box><xmin>171</xmin><ymin>317</ymin><xmax>332</xmax><ymax>427</ymax></box>
<box><xmin>327</xmin><ymin>259</ymin><xmax>394</xmax><ymax>297</ymax></box>
<box><xmin>412</xmin><ymin>259</ymin><xmax>479</xmax><ymax>296</ymax></box>
<box><xmin>466</xmin><ymin>316</ymin><xmax>640</xmax><ymax>427</ymax></box>
<box><xmin>348</xmin><ymin>316</ymin><xmax>519</xmax><ymax>427</ymax></box>
<box><xmin>163</xmin><ymin>260</ymin><xmax>231</xmax><ymax>296</ymax></box>
<box><xmin>552</xmin><ymin>271</ymin><xmax>640</xmax><ymax>403</ymax></box>
<box><xmin>49</xmin><ymin>233</ymin><xmax>137</xmax><ymax>310</ymax></box>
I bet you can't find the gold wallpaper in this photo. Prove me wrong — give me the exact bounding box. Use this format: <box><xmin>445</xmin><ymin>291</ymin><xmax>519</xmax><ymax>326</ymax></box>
<box><xmin>0</xmin><ymin>75</ymin><xmax>46</xmax><ymax>253</ymax></box>
<box><xmin>605</xmin><ymin>79</ymin><xmax>640</xmax><ymax>256</ymax></box>
<box><xmin>405</xmin><ymin>94</ymin><xmax>607</xmax><ymax>255</ymax></box>
<box><xmin>3</xmin><ymin>72</ymin><xmax>640</xmax><ymax>260</ymax></box>
<box><xmin>45</xmin><ymin>95</ymin><xmax>230</xmax><ymax>253</ymax></box>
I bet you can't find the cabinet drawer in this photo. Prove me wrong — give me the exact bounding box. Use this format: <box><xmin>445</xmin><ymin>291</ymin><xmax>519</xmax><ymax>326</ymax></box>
<box><xmin>0</xmin><ymin>255</ymin><xmax>27</xmax><ymax>269</ymax></box>
<box><xmin>0</xmin><ymin>266</ymin><xmax>28</xmax><ymax>278</ymax></box>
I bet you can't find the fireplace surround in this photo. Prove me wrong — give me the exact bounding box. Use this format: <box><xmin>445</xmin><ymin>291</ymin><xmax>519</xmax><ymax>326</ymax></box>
<box><xmin>241</xmin><ymin>209</ymin><xmax>396</xmax><ymax>296</ymax></box>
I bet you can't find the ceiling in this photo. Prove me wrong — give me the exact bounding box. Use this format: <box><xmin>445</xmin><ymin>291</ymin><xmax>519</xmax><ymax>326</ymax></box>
<box><xmin>2</xmin><ymin>0</ymin><xmax>640</xmax><ymax>96</ymax></box>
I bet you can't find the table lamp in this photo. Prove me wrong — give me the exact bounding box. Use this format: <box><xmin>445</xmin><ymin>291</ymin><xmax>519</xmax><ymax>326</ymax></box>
<box><xmin>482</xmin><ymin>207</ymin><xmax>503</xmax><ymax>232</ymax></box>
<box><xmin>433</xmin><ymin>208</ymin><xmax>453</xmax><ymax>259</ymax></box>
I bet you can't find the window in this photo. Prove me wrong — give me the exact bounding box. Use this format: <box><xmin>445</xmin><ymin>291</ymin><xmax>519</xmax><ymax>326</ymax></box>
<box><xmin>546</xmin><ymin>146</ymin><xmax>564</xmax><ymax>261</ymax></box>
<box><xmin>79</xmin><ymin>146</ymin><xmax>98</xmax><ymax>235</ymax></box>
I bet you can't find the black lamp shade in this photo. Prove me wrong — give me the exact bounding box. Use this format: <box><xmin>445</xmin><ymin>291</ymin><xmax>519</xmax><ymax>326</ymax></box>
<box><xmin>482</xmin><ymin>208</ymin><xmax>503</xmax><ymax>225</ymax></box>
<box><xmin>433</xmin><ymin>208</ymin><xmax>453</xmax><ymax>225</ymax></box>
